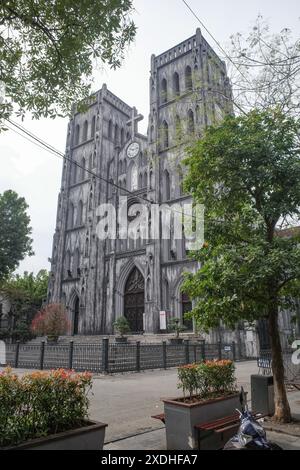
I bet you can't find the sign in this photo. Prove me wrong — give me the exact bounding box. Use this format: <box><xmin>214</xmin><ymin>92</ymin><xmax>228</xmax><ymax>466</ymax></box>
<box><xmin>224</xmin><ymin>346</ymin><xmax>231</xmax><ymax>352</ymax></box>
<box><xmin>0</xmin><ymin>340</ymin><xmax>6</xmax><ymax>366</ymax></box>
<box><xmin>159</xmin><ymin>311</ymin><xmax>167</xmax><ymax>331</ymax></box>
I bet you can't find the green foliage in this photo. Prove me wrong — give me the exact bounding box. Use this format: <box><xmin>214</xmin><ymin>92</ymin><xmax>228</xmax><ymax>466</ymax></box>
<box><xmin>113</xmin><ymin>316</ymin><xmax>131</xmax><ymax>336</ymax></box>
<box><xmin>0</xmin><ymin>0</ymin><xmax>136</xmax><ymax>122</ymax></box>
<box><xmin>182</xmin><ymin>109</ymin><xmax>300</xmax><ymax>331</ymax></box>
<box><xmin>31</xmin><ymin>303</ymin><xmax>69</xmax><ymax>337</ymax></box>
<box><xmin>0</xmin><ymin>368</ymin><xmax>92</xmax><ymax>448</ymax></box>
<box><xmin>168</xmin><ymin>317</ymin><xmax>187</xmax><ymax>338</ymax></box>
<box><xmin>0</xmin><ymin>270</ymin><xmax>49</xmax><ymax>341</ymax></box>
<box><xmin>0</xmin><ymin>190</ymin><xmax>33</xmax><ymax>280</ymax></box>
<box><xmin>178</xmin><ymin>360</ymin><xmax>236</xmax><ymax>400</ymax></box>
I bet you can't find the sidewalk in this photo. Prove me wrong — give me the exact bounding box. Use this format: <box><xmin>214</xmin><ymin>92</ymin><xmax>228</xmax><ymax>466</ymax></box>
<box><xmin>104</xmin><ymin>388</ymin><xmax>300</xmax><ymax>450</ymax></box>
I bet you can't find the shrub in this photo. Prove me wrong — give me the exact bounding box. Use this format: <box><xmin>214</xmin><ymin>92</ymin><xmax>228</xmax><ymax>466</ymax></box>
<box><xmin>0</xmin><ymin>367</ymin><xmax>92</xmax><ymax>448</ymax></box>
<box><xmin>178</xmin><ymin>360</ymin><xmax>236</xmax><ymax>399</ymax></box>
<box><xmin>168</xmin><ymin>318</ymin><xmax>187</xmax><ymax>338</ymax></box>
<box><xmin>113</xmin><ymin>316</ymin><xmax>131</xmax><ymax>336</ymax></box>
<box><xmin>31</xmin><ymin>303</ymin><xmax>70</xmax><ymax>337</ymax></box>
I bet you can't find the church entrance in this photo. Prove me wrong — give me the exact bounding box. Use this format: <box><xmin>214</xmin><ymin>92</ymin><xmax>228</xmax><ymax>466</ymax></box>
<box><xmin>73</xmin><ymin>297</ymin><xmax>80</xmax><ymax>335</ymax></box>
<box><xmin>124</xmin><ymin>267</ymin><xmax>145</xmax><ymax>333</ymax></box>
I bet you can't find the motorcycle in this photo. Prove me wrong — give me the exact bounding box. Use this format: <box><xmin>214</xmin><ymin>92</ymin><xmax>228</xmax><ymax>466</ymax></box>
<box><xmin>223</xmin><ymin>387</ymin><xmax>283</xmax><ymax>450</ymax></box>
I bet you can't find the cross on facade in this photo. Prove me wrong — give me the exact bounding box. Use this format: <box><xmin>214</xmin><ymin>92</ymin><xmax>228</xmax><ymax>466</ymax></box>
<box><xmin>126</xmin><ymin>107</ymin><xmax>144</xmax><ymax>140</ymax></box>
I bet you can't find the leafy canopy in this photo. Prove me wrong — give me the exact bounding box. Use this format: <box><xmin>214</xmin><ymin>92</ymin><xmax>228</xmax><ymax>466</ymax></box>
<box><xmin>0</xmin><ymin>190</ymin><xmax>33</xmax><ymax>280</ymax></box>
<box><xmin>182</xmin><ymin>109</ymin><xmax>300</xmax><ymax>330</ymax></box>
<box><xmin>0</xmin><ymin>0</ymin><xmax>136</xmax><ymax>123</ymax></box>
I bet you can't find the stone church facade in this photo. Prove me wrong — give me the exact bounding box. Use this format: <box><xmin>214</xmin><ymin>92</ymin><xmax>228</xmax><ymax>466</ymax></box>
<box><xmin>48</xmin><ymin>29</ymin><xmax>297</xmax><ymax>351</ymax></box>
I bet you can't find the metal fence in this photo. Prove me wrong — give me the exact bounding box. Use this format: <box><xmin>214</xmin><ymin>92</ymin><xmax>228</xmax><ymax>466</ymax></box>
<box><xmin>258</xmin><ymin>349</ymin><xmax>300</xmax><ymax>383</ymax></box>
<box><xmin>4</xmin><ymin>339</ymin><xmax>239</xmax><ymax>374</ymax></box>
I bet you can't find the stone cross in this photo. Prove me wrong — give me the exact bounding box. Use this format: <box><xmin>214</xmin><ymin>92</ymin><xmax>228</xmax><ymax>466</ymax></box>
<box><xmin>126</xmin><ymin>107</ymin><xmax>144</xmax><ymax>140</ymax></box>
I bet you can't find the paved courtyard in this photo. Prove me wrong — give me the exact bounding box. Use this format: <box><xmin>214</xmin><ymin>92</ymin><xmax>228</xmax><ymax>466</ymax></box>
<box><xmin>3</xmin><ymin>361</ymin><xmax>300</xmax><ymax>450</ymax></box>
<box><xmin>89</xmin><ymin>361</ymin><xmax>259</xmax><ymax>443</ymax></box>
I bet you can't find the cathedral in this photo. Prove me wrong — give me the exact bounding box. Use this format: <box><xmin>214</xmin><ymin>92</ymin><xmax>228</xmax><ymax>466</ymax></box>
<box><xmin>47</xmin><ymin>28</ymin><xmax>262</xmax><ymax>350</ymax></box>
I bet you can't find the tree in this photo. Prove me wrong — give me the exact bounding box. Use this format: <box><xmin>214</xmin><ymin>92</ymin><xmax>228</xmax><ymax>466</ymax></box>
<box><xmin>0</xmin><ymin>0</ymin><xmax>136</xmax><ymax>127</ymax></box>
<box><xmin>182</xmin><ymin>108</ymin><xmax>300</xmax><ymax>423</ymax></box>
<box><xmin>31</xmin><ymin>303</ymin><xmax>69</xmax><ymax>340</ymax></box>
<box><xmin>0</xmin><ymin>190</ymin><xmax>33</xmax><ymax>280</ymax></box>
<box><xmin>0</xmin><ymin>270</ymin><xmax>49</xmax><ymax>340</ymax></box>
<box><xmin>229</xmin><ymin>17</ymin><xmax>300</xmax><ymax>116</ymax></box>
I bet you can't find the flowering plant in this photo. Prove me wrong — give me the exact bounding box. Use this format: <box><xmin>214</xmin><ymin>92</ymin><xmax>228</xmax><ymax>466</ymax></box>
<box><xmin>0</xmin><ymin>367</ymin><xmax>92</xmax><ymax>447</ymax></box>
<box><xmin>178</xmin><ymin>360</ymin><xmax>236</xmax><ymax>399</ymax></box>
<box><xmin>31</xmin><ymin>303</ymin><xmax>70</xmax><ymax>338</ymax></box>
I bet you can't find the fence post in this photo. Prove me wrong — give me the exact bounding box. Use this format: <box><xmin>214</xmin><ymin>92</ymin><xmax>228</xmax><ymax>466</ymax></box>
<box><xmin>162</xmin><ymin>341</ymin><xmax>167</xmax><ymax>369</ymax></box>
<box><xmin>39</xmin><ymin>341</ymin><xmax>45</xmax><ymax>370</ymax></box>
<box><xmin>185</xmin><ymin>340</ymin><xmax>190</xmax><ymax>364</ymax></box>
<box><xmin>218</xmin><ymin>341</ymin><xmax>222</xmax><ymax>360</ymax></box>
<box><xmin>69</xmin><ymin>341</ymin><xmax>74</xmax><ymax>370</ymax></box>
<box><xmin>201</xmin><ymin>340</ymin><xmax>206</xmax><ymax>362</ymax></box>
<box><xmin>102</xmin><ymin>338</ymin><xmax>109</xmax><ymax>374</ymax></box>
<box><xmin>232</xmin><ymin>341</ymin><xmax>237</xmax><ymax>362</ymax></box>
<box><xmin>136</xmin><ymin>341</ymin><xmax>141</xmax><ymax>372</ymax></box>
<box><xmin>14</xmin><ymin>341</ymin><xmax>20</xmax><ymax>368</ymax></box>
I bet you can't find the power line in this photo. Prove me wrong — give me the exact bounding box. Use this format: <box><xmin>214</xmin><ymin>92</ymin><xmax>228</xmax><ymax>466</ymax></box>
<box><xmin>181</xmin><ymin>0</ymin><xmax>250</xmax><ymax>84</ymax></box>
<box><xmin>5</xmin><ymin>118</ymin><xmax>198</xmax><ymax>221</ymax></box>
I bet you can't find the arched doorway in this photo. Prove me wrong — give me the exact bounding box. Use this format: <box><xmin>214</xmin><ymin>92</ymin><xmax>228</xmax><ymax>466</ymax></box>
<box><xmin>124</xmin><ymin>267</ymin><xmax>145</xmax><ymax>333</ymax></box>
<box><xmin>181</xmin><ymin>292</ymin><xmax>193</xmax><ymax>331</ymax></box>
<box><xmin>73</xmin><ymin>297</ymin><xmax>80</xmax><ymax>335</ymax></box>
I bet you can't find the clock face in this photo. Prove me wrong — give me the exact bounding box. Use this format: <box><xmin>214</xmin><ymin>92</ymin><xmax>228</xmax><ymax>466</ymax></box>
<box><xmin>127</xmin><ymin>142</ymin><xmax>140</xmax><ymax>159</ymax></box>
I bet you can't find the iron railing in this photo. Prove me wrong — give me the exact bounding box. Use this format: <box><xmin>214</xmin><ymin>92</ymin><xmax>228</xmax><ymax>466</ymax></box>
<box><xmin>4</xmin><ymin>339</ymin><xmax>240</xmax><ymax>374</ymax></box>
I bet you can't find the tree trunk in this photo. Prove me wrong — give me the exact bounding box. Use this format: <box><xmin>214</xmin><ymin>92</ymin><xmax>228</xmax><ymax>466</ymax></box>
<box><xmin>268</xmin><ymin>308</ymin><xmax>292</xmax><ymax>423</ymax></box>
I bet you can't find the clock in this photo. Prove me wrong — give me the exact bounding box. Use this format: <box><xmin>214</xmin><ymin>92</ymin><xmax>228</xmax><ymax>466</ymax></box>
<box><xmin>127</xmin><ymin>142</ymin><xmax>140</xmax><ymax>159</ymax></box>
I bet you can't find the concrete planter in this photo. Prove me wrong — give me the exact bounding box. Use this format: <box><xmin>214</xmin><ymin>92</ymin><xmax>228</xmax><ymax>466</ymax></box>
<box><xmin>168</xmin><ymin>338</ymin><xmax>184</xmax><ymax>345</ymax></box>
<box><xmin>3</xmin><ymin>420</ymin><xmax>107</xmax><ymax>450</ymax></box>
<box><xmin>163</xmin><ymin>393</ymin><xmax>241</xmax><ymax>450</ymax></box>
<box><xmin>115</xmin><ymin>336</ymin><xmax>128</xmax><ymax>344</ymax></box>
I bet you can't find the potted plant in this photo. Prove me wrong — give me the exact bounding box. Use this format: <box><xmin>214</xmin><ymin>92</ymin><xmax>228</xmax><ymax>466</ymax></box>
<box><xmin>113</xmin><ymin>316</ymin><xmax>131</xmax><ymax>343</ymax></box>
<box><xmin>31</xmin><ymin>303</ymin><xmax>70</xmax><ymax>343</ymax></box>
<box><xmin>0</xmin><ymin>367</ymin><xmax>107</xmax><ymax>450</ymax></box>
<box><xmin>168</xmin><ymin>318</ymin><xmax>187</xmax><ymax>344</ymax></box>
<box><xmin>162</xmin><ymin>360</ymin><xmax>241</xmax><ymax>450</ymax></box>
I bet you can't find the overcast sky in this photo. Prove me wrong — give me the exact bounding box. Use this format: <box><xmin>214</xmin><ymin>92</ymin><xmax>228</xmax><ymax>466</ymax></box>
<box><xmin>0</xmin><ymin>0</ymin><xmax>299</xmax><ymax>275</ymax></box>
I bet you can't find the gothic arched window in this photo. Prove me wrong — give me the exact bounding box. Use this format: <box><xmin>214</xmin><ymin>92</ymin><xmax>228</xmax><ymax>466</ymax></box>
<box><xmin>74</xmin><ymin>124</ymin><xmax>80</xmax><ymax>146</ymax></box>
<box><xmin>188</xmin><ymin>110</ymin><xmax>195</xmax><ymax>134</ymax></box>
<box><xmin>164</xmin><ymin>170</ymin><xmax>171</xmax><ymax>200</ymax></box>
<box><xmin>65</xmin><ymin>251</ymin><xmax>71</xmax><ymax>275</ymax></box>
<box><xmin>121</xmin><ymin>128</ymin><xmax>125</xmax><ymax>146</ymax></box>
<box><xmin>115</xmin><ymin>124</ymin><xmax>119</xmax><ymax>143</ymax></box>
<box><xmin>185</xmin><ymin>66</ymin><xmax>193</xmax><ymax>91</ymax></box>
<box><xmin>175</xmin><ymin>115</ymin><xmax>182</xmax><ymax>142</ymax></box>
<box><xmin>83</xmin><ymin>120</ymin><xmax>88</xmax><ymax>141</ymax></box>
<box><xmin>73</xmin><ymin>248</ymin><xmax>80</xmax><ymax>276</ymax></box>
<box><xmin>71</xmin><ymin>161</ymin><xmax>77</xmax><ymax>185</ymax></box>
<box><xmin>161</xmin><ymin>121</ymin><xmax>169</xmax><ymax>149</ymax></box>
<box><xmin>173</xmin><ymin>72</ymin><xmax>180</xmax><ymax>96</ymax></box>
<box><xmin>161</xmin><ymin>78</ymin><xmax>168</xmax><ymax>104</ymax></box>
<box><xmin>81</xmin><ymin>157</ymin><xmax>86</xmax><ymax>180</ymax></box>
<box><xmin>91</xmin><ymin>116</ymin><xmax>96</xmax><ymax>138</ymax></box>
<box><xmin>130</xmin><ymin>163</ymin><xmax>138</xmax><ymax>191</ymax></box>
<box><xmin>77</xmin><ymin>200</ymin><xmax>83</xmax><ymax>226</ymax></box>
<box><xmin>108</xmin><ymin>120</ymin><xmax>113</xmax><ymax>139</ymax></box>
<box><xmin>68</xmin><ymin>202</ymin><xmax>74</xmax><ymax>229</ymax></box>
